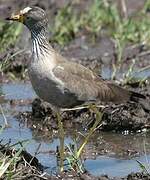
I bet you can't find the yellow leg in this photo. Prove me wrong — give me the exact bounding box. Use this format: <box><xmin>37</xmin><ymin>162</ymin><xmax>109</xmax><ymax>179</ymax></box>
<box><xmin>77</xmin><ymin>105</ymin><xmax>104</xmax><ymax>158</ymax></box>
<box><xmin>61</xmin><ymin>104</ymin><xmax>107</xmax><ymax>112</ymax></box>
<box><xmin>56</xmin><ymin>112</ymin><xmax>65</xmax><ymax>172</ymax></box>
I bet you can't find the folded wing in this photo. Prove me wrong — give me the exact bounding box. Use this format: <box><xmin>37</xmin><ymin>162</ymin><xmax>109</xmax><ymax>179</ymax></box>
<box><xmin>53</xmin><ymin>62</ymin><xmax>139</xmax><ymax>103</ymax></box>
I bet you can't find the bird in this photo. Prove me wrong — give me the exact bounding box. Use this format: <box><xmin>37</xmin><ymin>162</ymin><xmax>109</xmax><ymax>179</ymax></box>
<box><xmin>6</xmin><ymin>6</ymin><xmax>145</xmax><ymax>109</ymax></box>
<box><xmin>6</xmin><ymin>6</ymin><xmax>145</xmax><ymax>171</ymax></box>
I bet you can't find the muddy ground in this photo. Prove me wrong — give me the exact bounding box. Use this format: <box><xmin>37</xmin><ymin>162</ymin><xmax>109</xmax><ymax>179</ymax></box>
<box><xmin>0</xmin><ymin>0</ymin><xmax>150</xmax><ymax>179</ymax></box>
<box><xmin>1</xmin><ymin>143</ymin><xmax>150</xmax><ymax>180</ymax></box>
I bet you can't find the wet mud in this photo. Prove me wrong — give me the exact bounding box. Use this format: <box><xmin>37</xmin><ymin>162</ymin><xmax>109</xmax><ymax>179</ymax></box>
<box><xmin>0</xmin><ymin>143</ymin><xmax>48</xmax><ymax>180</ymax></box>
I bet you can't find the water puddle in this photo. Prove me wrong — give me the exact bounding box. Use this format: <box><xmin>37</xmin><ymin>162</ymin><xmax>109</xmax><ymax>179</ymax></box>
<box><xmin>0</xmin><ymin>82</ymin><xmax>150</xmax><ymax>177</ymax></box>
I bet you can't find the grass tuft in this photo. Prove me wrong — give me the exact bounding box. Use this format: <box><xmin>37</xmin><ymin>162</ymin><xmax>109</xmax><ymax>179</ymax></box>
<box><xmin>0</xmin><ymin>22</ymin><xmax>22</xmax><ymax>52</ymax></box>
<box><xmin>50</xmin><ymin>4</ymin><xmax>81</xmax><ymax>45</ymax></box>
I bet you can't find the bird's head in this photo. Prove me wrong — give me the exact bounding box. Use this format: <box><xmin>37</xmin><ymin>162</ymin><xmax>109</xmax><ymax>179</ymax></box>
<box><xmin>6</xmin><ymin>6</ymin><xmax>48</xmax><ymax>31</ymax></box>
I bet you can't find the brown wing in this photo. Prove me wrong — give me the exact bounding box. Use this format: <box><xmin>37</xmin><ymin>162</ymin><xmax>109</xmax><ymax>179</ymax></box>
<box><xmin>53</xmin><ymin>62</ymin><xmax>131</xmax><ymax>103</ymax></box>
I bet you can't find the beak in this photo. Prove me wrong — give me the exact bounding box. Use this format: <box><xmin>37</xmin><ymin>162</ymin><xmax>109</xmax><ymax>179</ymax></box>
<box><xmin>6</xmin><ymin>13</ymin><xmax>24</xmax><ymax>23</ymax></box>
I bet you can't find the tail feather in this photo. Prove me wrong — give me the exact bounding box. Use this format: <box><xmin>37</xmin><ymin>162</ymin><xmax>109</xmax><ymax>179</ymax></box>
<box><xmin>130</xmin><ymin>91</ymin><xmax>146</xmax><ymax>102</ymax></box>
<box><xmin>107</xmin><ymin>83</ymin><xmax>146</xmax><ymax>103</ymax></box>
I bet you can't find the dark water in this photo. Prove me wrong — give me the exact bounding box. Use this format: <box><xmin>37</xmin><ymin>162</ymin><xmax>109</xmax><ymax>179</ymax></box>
<box><xmin>0</xmin><ymin>82</ymin><xmax>150</xmax><ymax>177</ymax></box>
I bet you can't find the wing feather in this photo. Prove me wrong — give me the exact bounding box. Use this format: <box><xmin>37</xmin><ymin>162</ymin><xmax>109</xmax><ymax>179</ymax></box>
<box><xmin>53</xmin><ymin>62</ymin><xmax>130</xmax><ymax>103</ymax></box>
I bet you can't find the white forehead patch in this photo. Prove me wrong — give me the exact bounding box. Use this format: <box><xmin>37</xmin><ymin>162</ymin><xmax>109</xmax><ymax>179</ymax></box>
<box><xmin>20</xmin><ymin>7</ymin><xmax>32</xmax><ymax>14</ymax></box>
